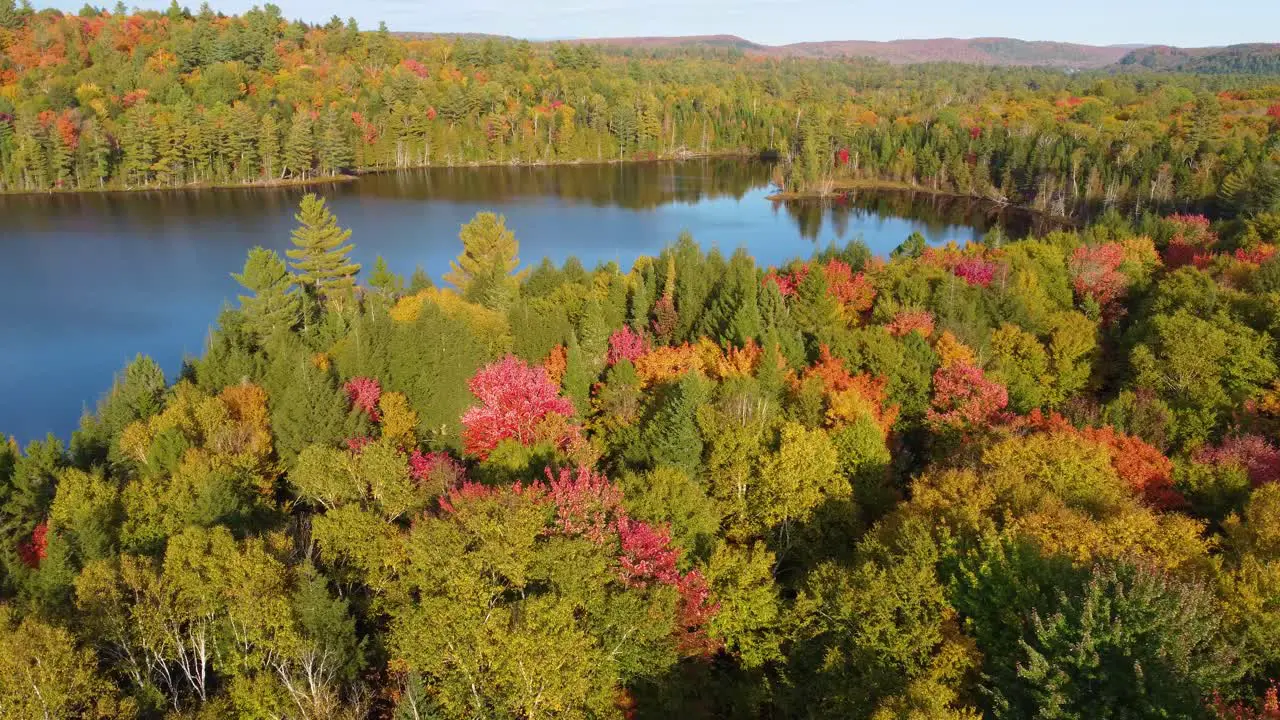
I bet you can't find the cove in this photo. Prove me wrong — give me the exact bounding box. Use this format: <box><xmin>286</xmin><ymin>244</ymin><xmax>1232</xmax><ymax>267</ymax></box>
<box><xmin>0</xmin><ymin>159</ymin><xmax>1058</xmax><ymax>444</ymax></box>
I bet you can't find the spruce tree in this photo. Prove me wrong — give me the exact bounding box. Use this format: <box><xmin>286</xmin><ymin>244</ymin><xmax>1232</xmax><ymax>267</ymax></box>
<box><xmin>791</xmin><ymin>263</ymin><xmax>838</xmax><ymax>355</ymax></box>
<box><xmin>561</xmin><ymin>333</ymin><xmax>594</xmax><ymax>416</ymax></box>
<box><xmin>270</xmin><ymin>358</ymin><xmax>349</xmax><ymax>463</ymax></box>
<box><xmin>233</xmin><ymin>247</ymin><xmax>301</xmax><ymax>341</ymax></box>
<box><xmin>286</xmin><ymin>193</ymin><xmax>360</xmax><ymax>307</ymax></box>
<box><xmin>758</xmin><ymin>281</ymin><xmax>806</xmax><ymax>369</ymax></box>
<box><xmin>643</xmin><ymin>372</ymin><xmax>708</xmax><ymax>475</ymax></box>
<box><xmin>699</xmin><ymin>248</ymin><xmax>761</xmax><ymax>347</ymax></box>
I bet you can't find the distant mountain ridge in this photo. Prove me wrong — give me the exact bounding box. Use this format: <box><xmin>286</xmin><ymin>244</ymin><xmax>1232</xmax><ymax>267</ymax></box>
<box><xmin>565</xmin><ymin>35</ymin><xmax>1137</xmax><ymax>68</ymax></box>
<box><xmin>1118</xmin><ymin>44</ymin><xmax>1280</xmax><ymax>74</ymax></box>
<box><xmin>394</xmin><ymin>32</ymin><xmax>1280</xmax><ymax>72</ymax></box>
<box><xmin>561</xmin><ymin>35</ymin><xmax>1280</xmax><ymax>72</ymax></box>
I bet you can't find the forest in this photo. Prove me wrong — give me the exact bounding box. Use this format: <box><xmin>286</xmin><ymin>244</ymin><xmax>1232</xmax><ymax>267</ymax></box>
<box><xmin>2</xmin><ymin>135</ymin><xmax>1280</xmax><ymax>716</ymax></box>
<box><xmin>2</xmin><ymin>1</ymin><xmax>1280</xmax><ymax>218</ymax></box>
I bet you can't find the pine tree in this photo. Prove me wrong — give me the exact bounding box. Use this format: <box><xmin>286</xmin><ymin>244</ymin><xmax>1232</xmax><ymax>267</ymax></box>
<box><xmin>233</xmin><ymin>247</ymin><xmax>301</xmax><ymax>341</ymax></box>
<box><xmin>284</xmin><ymin>110</ymin><xmax>315</xmax><ymax>179</ymax></box>
<box><xmin>368</xmin><ymin>255</ymin><xmax>404</xmax><ymax>297</ymax></box>
<box><xmin>758</xmin><ymin>281</ymin><xmax>806</xmax><ymax>369</ymax></box>
<box><xmin>320</xmin><ymin>108</ymin><xmax>353</xmax><ymax>175</ymax></box>
<box><xmin>643</xmin><ymin>372</ymin><xmax>708</xmax><ymax>474</ymax></box>
<box><xmin>286</xmin><ymin>194</ymin><xmax>360</xmax><ymax>307</ymax></box>
<box><xmin>444</xmin><ymin>212</ymin><xmax>521</xmax><ymax>308</ymax></box>
<box><xmin>561</xmin><ymin>333</ymin><xmax>594</xmax><ymax>416</ymax></box>
<box><xmin>408</xmin><ymin>265</ymin><xmax>434</xmax><ymax>293</ymax></box>
<box><xmin>258</xmin><ymin>113</ymin><xmax>280</xmax><ymax>180</ymax></box>
<box><xmin>699</xmin><ymin>248</ymin><xmax>761</xmax><ymax>347</ymax></box>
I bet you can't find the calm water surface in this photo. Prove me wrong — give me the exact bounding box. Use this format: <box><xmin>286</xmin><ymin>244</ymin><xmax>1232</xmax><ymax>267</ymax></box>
<box><xmin>0</xmin><ymin>160</ymin><xmax>1058</xmax><ymax>443</ymax></box>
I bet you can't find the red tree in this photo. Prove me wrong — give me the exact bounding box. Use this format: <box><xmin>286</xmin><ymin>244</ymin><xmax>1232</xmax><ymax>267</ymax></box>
<box><xmin>952</xmin><ymin>257</ymin><xmax>998</xmax><ymax>287</ymax></box>
<box><xmin>409</xmin><ymin>450</ymin><xmax>467</xmax><ymax>489</ymax></box>
<box><xmin>927</xmin><ymin>361</ymin><xmax>1009</xmax><ymax>428</ymax></box>
<box><xmin>607</xmin><ymin>326</ymin><xmax>650</xmax><ymax>365</ymax></box>
<box><xmin>823</xmin><ymin>260</ymin><xmax>876</xmax><ymax>312</ymax></box>
<box><xmin>345</xmin><ymin>376</ymin><xmax>382</xmax><ymax>422</ymax></box>
<box><xmin>461</xmin><ymin>356</ymin><xmax>576</xmax><ymax>459</ymax></box>
<box><xmin>1196</xmin><ymin>435</ymin><xmax>1280</xmax><ymax>487</ymax></box>
<box><xmin>18</xmin><ymin>522</ymin><xmax>48</xmax><ymax>569</ymax></box>
<box><xmin>886</xmin><ymin>309</ymin><xmax>935</xmax><ymax>338</ymax></box>
<box><xmin>1069</xmin><ymin>243</ymin><xmax>1128</xmax><ymax>308</ymax></box>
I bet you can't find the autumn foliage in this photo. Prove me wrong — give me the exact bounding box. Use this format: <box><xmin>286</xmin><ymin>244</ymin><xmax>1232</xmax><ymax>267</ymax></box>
<box><xmin>927</xmin><ymin>361</ymin><xmax>1010</xmax><ymax>429</ymax></box>
<box><xmin>438</xmin><ymin>465</ymin><xmax>719</xmax><ymax>654</ymax></box>
<box><xmin>1196</xmin><ymin>435</ymin><xmax>1280</xmax><ymax>487</ymax></box>
<box><xmin>345</xmin><ymin>376</ymin><xmax>382</xmax><ymax>422</ymax></box>
<box><xmin>17</xmin><ymin>521</ymin><xmax>48</xmax><ymax>569</ymax></box>
<box><xmin>606</xmin><ymin>326</ymin><xmax>650</xmax><ymax>365</ymax></box>
<box><xmin>461</xmin><ymin>356</ymin><xmax>577</xmax><ymax>458</ymax></box>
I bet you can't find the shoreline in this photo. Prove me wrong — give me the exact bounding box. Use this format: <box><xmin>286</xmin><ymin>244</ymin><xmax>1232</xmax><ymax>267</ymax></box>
<box><xmin>765</xmin><ymin>178</ymin><xmax>1078</xmax><ymax>223</ymax></box>
<box><xmin>0</xmin><ymin>149</ymin><xmax>764</xmax><ymax>198</ymax></box>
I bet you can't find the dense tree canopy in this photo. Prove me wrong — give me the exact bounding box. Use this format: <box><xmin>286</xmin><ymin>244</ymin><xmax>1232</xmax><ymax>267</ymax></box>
<box><xmin>5</xmin><ymin>6</ymin><xmax>1280</xmax><ymax>718</ymax></box>
<box><xmin>2</xmin><ymin>3</ymin><xmax>1280</xmax><ymax>223</ymax></box>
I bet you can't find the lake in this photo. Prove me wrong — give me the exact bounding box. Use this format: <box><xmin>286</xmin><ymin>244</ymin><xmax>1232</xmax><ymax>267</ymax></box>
<box><xmin>0</xmin><ymin>159</ymin><xmax>1058</xmax><ymax>444</ymax></box>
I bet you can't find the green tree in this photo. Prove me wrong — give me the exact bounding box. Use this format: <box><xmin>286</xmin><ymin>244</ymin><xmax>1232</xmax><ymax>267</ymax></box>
<box><xmin>319</xmin><ymin>108</ymin><xmax>353</xmax><ymax>175</ymax></box>
<box><xmin>286</xmin><ymin>193</ymin><xmax>360</xmax><ymax>307</ymax></box>
<box><xmin>444</xmin><ymin>212</ymin><xmax>521</xmax><ymax>308</ymax></box>
<box><xmin>283</xmin><ymin>110</ymin><xmax>314</xmax><ymax>179</ymax></box>
<box><xmin>0</xmin><ymin>605</ymin><xmax>125</xmax><ymax>718</ymax></box>
<box><xmin>258</xmin><ymin>112</ymin><xmax>280</xmax><ymax>179</ymax></box>
<box><xmin>233</xmin><ymin>247</ymin><xmax>301</xmax><ymax>341</ymax></box>
<box><xmin>1009</xmin><ymin>561</ymin><xmax>1236</xmax><ymax>719</ymax></box>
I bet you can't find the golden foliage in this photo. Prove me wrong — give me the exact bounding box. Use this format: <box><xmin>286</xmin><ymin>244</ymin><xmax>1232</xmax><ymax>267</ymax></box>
<box><xmin>934</xmin><ymin>331</ymin><xmax>975</xmax><ymax>369</ymax></box>
<box><xmin>379</xmin><ymin>391</ymin><xmax>418</xmax><ymax>448</ymax></box>
<box><xmin>634</xmin><ymin>343</ymin><xmax>704</xmax><ymax>386</ymax></box>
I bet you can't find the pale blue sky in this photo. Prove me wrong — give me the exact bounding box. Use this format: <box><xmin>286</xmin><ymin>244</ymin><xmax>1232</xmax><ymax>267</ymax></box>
<box><xmin>36</xmin><ymin>0</ymin><xmax>1280</xmax><ymax>47</ymax></box>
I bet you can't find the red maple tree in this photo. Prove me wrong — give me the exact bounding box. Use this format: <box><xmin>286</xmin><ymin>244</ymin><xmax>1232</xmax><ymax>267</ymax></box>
<box><xmin>460</xmin><ymin>356</ymin><xmax>576</xmax><ymax>459</ymax></box>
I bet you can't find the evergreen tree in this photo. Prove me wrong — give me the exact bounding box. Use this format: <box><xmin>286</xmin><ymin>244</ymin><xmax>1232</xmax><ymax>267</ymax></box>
<box><xmin>368</xmin><ymin>255</ymin><xmax>403</xmax><ymax>297</ymax></box>
<box><xmin>283</xmin><ymin>110</ymin><xmax>315</xmax><ymax>179</ymax></box>
<box><xmin>258</xmin><ymin>112</ymin><xmax>280</xmax><ymax>180</ymax></box>
<box><xmin>444</xmin><ymin>212</ymin><xmax>521</xmax><ymax>309</ymax></box>
<box><xmin>791</xmin><ymin>263</ymin><xmax>839</xmax><ymax>355</ymax></box>
<box><xmin>643</xmin><ymin>372</ymin><xmax>709</xmax><ymax>474</ymax></box>
<box><xmin>700</xmin><ymin>247</ymin><xmax>762</xmax><ymax>347</ymax></box>
<box><xmin>269</xmin><ymin>358</ymin><xmax>349</xmax><ymax>462</ymax></box>
<box><xmin>758</xmin><ymin>280</ymin><xmax>807</xmax><ymax>368</ymax></box>
<box><xmin>320</xmin><ymin>108</ymin><xmax>353</xmax><ymax>175</ymax></box>
<box><xmin>286</xmin><ymin>193</ymin><xmax>360</xmax><ymax>306</ymax></box>
<box><xmin>561</xmin><ymin>333</ymin><xmax>594</xmax><ymax>415</ymax></box>
<box><xmin>233</xmin><ymin>246</ymin><xmax>301</xmax><ymax>341</ymax></box>
<box><xmin>408</xmin><ymin>265</ymin><xmax>434</xmax><ymax>293</ymax></box>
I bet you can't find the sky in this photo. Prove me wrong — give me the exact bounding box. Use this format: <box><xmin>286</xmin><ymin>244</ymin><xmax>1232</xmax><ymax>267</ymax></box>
<box><xmin>35</xmin><ymin>0</ymin><xmax>1280</xmax><ymax>47</ymax></box>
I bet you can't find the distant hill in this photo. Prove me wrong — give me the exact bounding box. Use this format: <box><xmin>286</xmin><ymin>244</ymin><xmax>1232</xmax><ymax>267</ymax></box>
<box><xmin>1118</xmin><ymin>44</ymin><xmax>1280</xmax><ymax>74</ymax></box>
<box><xmin>398</xmin><ymin>32</ymin><xmax>1280</xmax><ymax>73</ymax></box>
<box><xmin>565</xmin><ymin>35</ymin><xmax>1135</xmax><ymax>68</ymax></box>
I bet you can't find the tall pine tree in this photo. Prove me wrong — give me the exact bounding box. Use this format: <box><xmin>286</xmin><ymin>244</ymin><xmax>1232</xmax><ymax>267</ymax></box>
<box><xmin>283</xmin><ymin>110</ymin><xmax>314</xmax><ymax>179</ymax></box>
<box><xmin>286</xmin><ymin>194</ymin><xmax>360</xmax><ymax>308</ymax></box>
<box><xmin>444</xmin><ymin>212</ymin><xmax>522</xmax><ymax>309</ymax></box>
